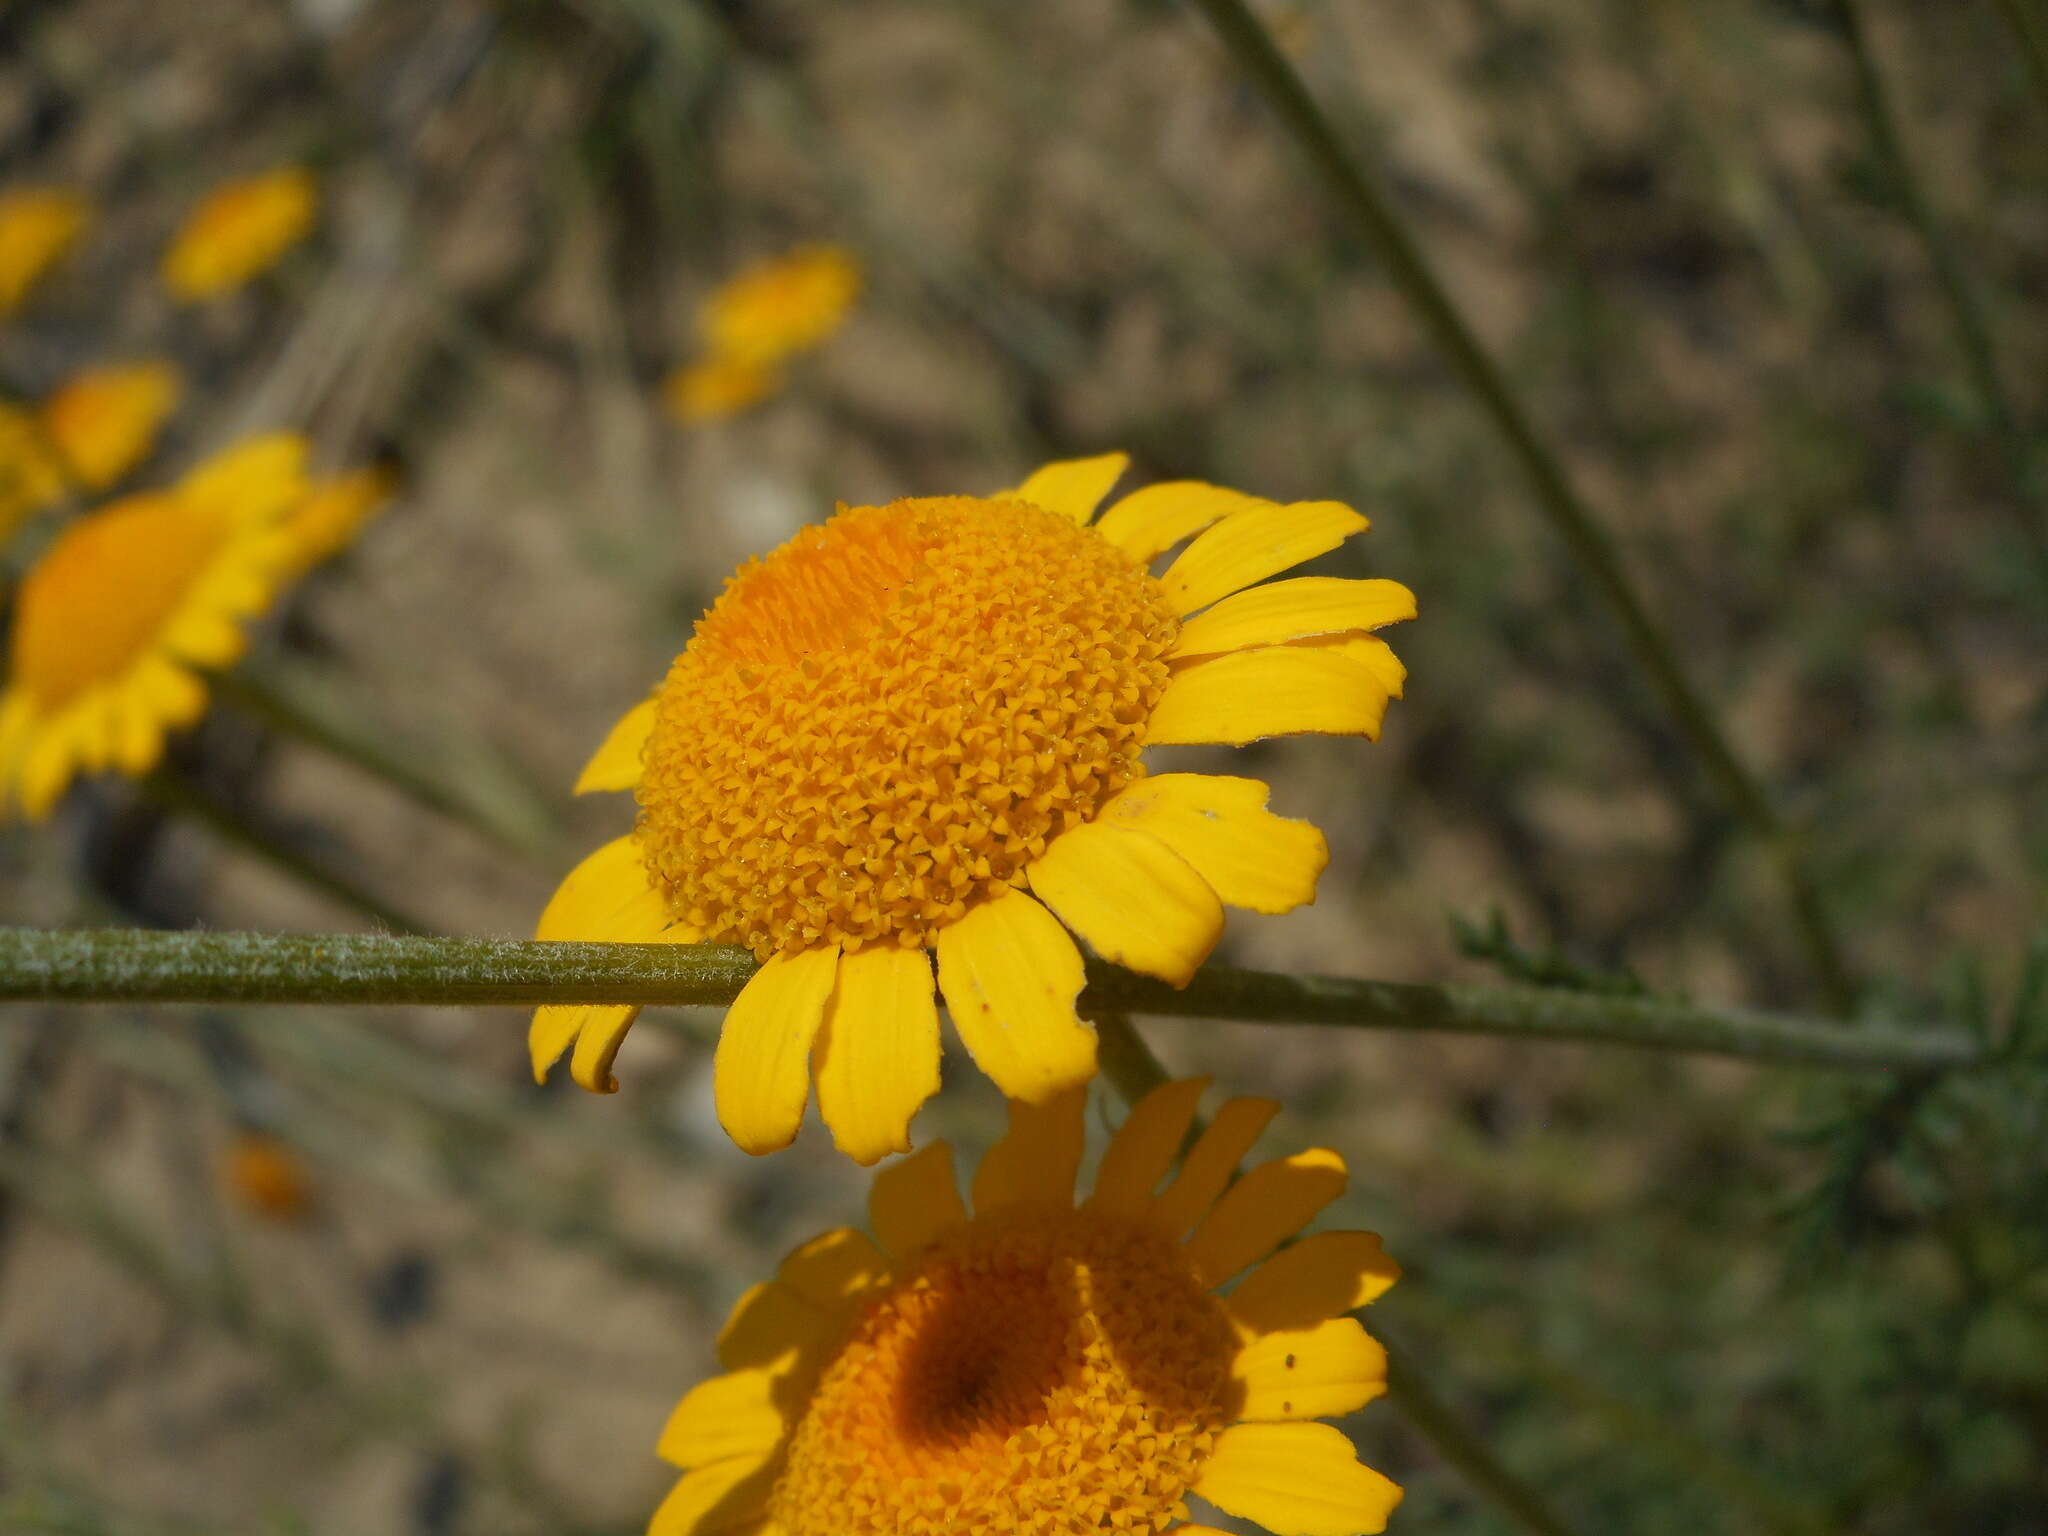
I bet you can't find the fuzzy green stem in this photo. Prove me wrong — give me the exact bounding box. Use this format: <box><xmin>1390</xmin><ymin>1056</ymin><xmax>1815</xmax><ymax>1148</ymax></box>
<box><xmin>1179</xmin><ymin>0</ymin><xmax>1857</xmax><ymax>1010</ymax></box>
<box><xmin>0</xmin><ymin>928</ymin><xmax>1984</xmax><ymax>1074</ymax></box>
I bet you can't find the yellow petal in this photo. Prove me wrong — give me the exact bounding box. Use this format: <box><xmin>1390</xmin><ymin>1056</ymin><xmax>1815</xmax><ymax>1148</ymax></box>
<box><xmin>934</xmin><ymin>888</ymin><xmax>1095</xmax><ymax>1101</ymax></box>
<box><xmin>657</xmin><ymin>1368</ymin><xmax>787</xmax><ymax>1469</ymax></box>
<box><xmin>814</xmin><ymin>943</ymin><xmax>941</xmax><ymax>1166</ymax></box>
<box><xmin>971</xmin><ymin>1085</ymin><xmax>1087</xmax><ymax>1213</ymax></box>
<box><xmin>1091</xmin><ymin>480</ymin><xmax>1263</xmax><ymax>564</ymax></box>
<box><xmin>575</xmin><ymin>696</ymin><xmax>657</xmax><ymax>793</ymax></box>
<box><xmin>714</xmin><ymin>946</ymin><xmax>841</xmax><ymax>1156</ymax></box>
<box><xmin>1147</xmin><ymin>1095</ymin><xmax>1277</xmax><ymax>1239</ymax></box>
<box><xmin>1160</xmin><ymin>500</ymin><xmax>1369</xmax><ymax>616</ymax></box>
<box><xmin>867</xmin><ymin>1140</ymin><xmax>964</xmax><ymax>1261</ymax></box>
<box><xmin>1184</xmin><ymin>1148</ymin><xmax>1348</xmax><ymax>1288</ymax></box>
<box><xmin>646</xmin><ymin>1455</ymin><xmax>775</xmax><ymax>1536</ymax></box>
<box><xmin>1086</xmin><ymin>1076</ymin><xmax>1210</xmax><ymax>1216</ymax></box>
<box><xmin>1230</xmin><ymin>1232</ymin><xmax>1402</xmax><ymax>1336</ymax></box>
<box><xmin>1194</xmin><ymin>1422</ymin><xmax>1403</xmax><ymax>1536</ymax></box>
<box><xmin>775</xmin><ymin>1228</ymin><xmax>890</xmax><ymax>1313</ymax></box>
<box><xmin>1171</xmin><ymin>576</ymin><xmax>1416</xmax><ymax>660</ymax></box>
<box><xmin>1002</xmin><ymin>452</ymin><xmax>1130</xmax><ymax>524</ymax></box>
<box><xmin>1145</xmin><ymin>647</ymin><xmax>1390</xmax><ymax>747</ymax></box>
<box><xmin>717</xmin><ymin>1281</ymin><xmax>831</xmax><ymax>1372</ymax></box>
<box><xmin>1097</xmin><ymin>773</ymin><xmax>1326</xmax><ymax>915</ymax></box>
<box><xmin>1026</xmin><ymin>820</ymin><xmax>1222</xmax><ymax>987</ymax></box>
<box><xmin>1235</xmin><ymin>1318</ymin><xmax>1389</xmax><ymax>1422</ymax></box>
<box><xmin>530</xmin><ymin>835</ymin><xmax>678</xmax><ymax>1089</ymax></box>
<box><xmin>178</xmin><ymin>433</ymin><xmax>309</xmax><ymax>527</ymax></box>
<box><xmin>1306</xmin><ymin>633</ymin><xmax>1407</xmax><ymax>700</ymax></box>
<box><xmin>569</xmin><ymin>1007</ymin><xmax>645</xmax><ymax>1095</ymax></box>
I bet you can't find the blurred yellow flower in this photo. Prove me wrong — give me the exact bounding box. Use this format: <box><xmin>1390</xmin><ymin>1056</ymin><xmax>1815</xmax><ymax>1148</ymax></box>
<box><xmin>282</xmin><ymin>462</ymin><xmax>399</xmax><ymax>574</ymax></box>
<box><xmin>0</xmin><ymin>436</ymin><xmax>321</xmax><ymax>819</ymax></box>
<box><xmin>162</xmin><ymin>167</ymin><xmax>317</xmax><ymax>301</ymax></box>
<box><xmin>224</xmin><ymin>1130</ymin><xmax>315</xmax><ymax>1222</ymax></box>
<box><xmin>0</xmin><ymin>401</ymin><xmax>67</xmax><ymax>542</ymax></box>
<box><xmin>39</xmin><ymin>361</ymin><xmax>183</xmax><ymax>491</ymax></box>
<box><xmin>662</xmin><ymin>354</ymin><xmax>782</xmax><ymax>423</ymax></box>
<box><xmin>698</xmin><ymin>245</ymin><xmax>860</xmax><ymax>365</ymax></box>
<box><xmin>649</xmin><ymin>1080</ymin><xmax>1403</xmax><ymax>1536</ymax></box>
<box><xmin>532</xmin><ymin>453</ymin><xmax>1414</xmax><ymax>1162</ymax></box>
<box><xmin>0</xmin><ymin>188</ymin><xmax>89</xmax><ymax>317</ymax></box>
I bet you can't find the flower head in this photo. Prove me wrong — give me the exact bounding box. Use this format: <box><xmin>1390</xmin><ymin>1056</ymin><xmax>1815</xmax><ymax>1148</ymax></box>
<box><xmin>162</xmin><ymin>167</ymin><xmax>317</xmax><ymax>301</ymax></box>
<box><xmin>0</xmin><ymin>188</ymin><xmax>89</xmax><ymax>317</ymax></box>
<box><xmin>224</xmin><ymin>1130</ymin><xmax>315</xmax><ymax>1222</ymax></box>
<box><xmin>0</xmin><ymin>435</ymin><xmax>363</xmax><ymax>819</ymax></box>
<box><xmin>698</xmin><ymin>245</ymin><xmax>861</xmax><ymax>366</ymax></box>
<box><xmin>532</xmin><ymin>455</ymin><xmax>1414</xmax><ymax>1162</ymax></box>
<box><xmin>39</xmin><ymin>360</ymin><xmax>183</xmax><ymax>491</ymax></box>
<box><xmin>651</xmin><ymin>1079</ymin><xmax>1402</xmax><ymax>1536</ymax></box>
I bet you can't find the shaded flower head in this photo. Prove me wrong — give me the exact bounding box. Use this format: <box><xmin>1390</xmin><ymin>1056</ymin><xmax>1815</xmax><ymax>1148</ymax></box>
<box><xmin>532</xmin><ymin>454</ymin><xmax>1413</xmax><ymax>1162</ymax></box>
<box><xmin>0</xmin><ymin>188</ymin><xmax>89</xmax><ymax>317</ymax></box>
<box><xmin>39</xmin><ymin>360</ymin><xmax>183</xmax><ymax>491</ymax></box>
<box><xmin>162</xmin><ymin>167</ymin><xmax>317</xmax><ymax>301</ymax></box>
<box><xmin>0</xmin><ymin>435</ymin><xmax>389</xmax><ymax>819</ymax></box>
<box><xmin>697</xmin><ymin>245</ymin><xmax>861</xmax><ymax>367</ymax></box>
<box><xmin>651</xmin><ymin>1079</ymin><xmax>1402</xmax><ymax>1536</ymax></box>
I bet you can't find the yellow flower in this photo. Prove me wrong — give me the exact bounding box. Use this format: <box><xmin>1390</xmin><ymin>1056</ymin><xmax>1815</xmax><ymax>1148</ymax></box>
<box><xmin>650</xmin><ymin>1080</ymin><xmax>1403</xmax><ymax>1536</ymax></box>
<box><xmin>281</xmin><ymin>462</ymin><xmax>399</xmax><ymax>574</ymax></box>
<box><xmin>223</xmin><ymin>1130</ymin><xmax>316</xmax><ymax>1222</ymax></box>
<box><xmin>162</xmin><ymin>167</ymin><xmax>317</xmax><ymax>301</ymax></box>
<box><xmin>38</xmin><ymin>360</ymin><xmax>183</xmax><ymax>491</ymax></box>
<box><xmin>664</xmin><ymin>354</ymin><xmax>784</xmax><ymax>424</ymax></box>
<box><xmin>532</xmin><ymin>454</ymin><xmax>1414</xmax><ymax>1162</ymax></box>
<box><xmin>0</xmin><ymin>400</ymin><xmax>67</xmax><ymax>542</ymax></box>
<box><xmin>697</xmin><ymin>245</ymin><xmax>860</xmax><ymax>366</ymax></box>
<box><xmin>0</xmin><ymin>436</ymin><xmax>312</xmax><ymax>819</ymax></box>
<box><xmin>0</xmin><ymin>188</ymin><xmax>88</xmax><ymax>317</ymax></box>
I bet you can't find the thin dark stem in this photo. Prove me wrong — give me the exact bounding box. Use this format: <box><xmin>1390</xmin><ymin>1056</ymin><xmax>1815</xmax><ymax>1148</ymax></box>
<box><xmin>0</xmin><ymin>928</ymin><xmax>1985</xmax><ymax>1074</ymax></box>
<box><xmin>1179</xmin><ymin>0</ymin><xmax>1856</xmax><ymax>1010</ymax></box>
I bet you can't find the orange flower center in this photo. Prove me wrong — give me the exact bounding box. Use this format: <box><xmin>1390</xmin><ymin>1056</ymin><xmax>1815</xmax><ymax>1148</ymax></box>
<box><xmin>771</xmin><ymin>1207</ymin><xmax>1237</xmax><ymax>1536</ymax></box>
<box><xmin>635</xmin><ymin>495</ymin><xmax>1179</xmax><ymax>958</ymax></box>
<box><xmin>11</xmin><ymin>494</ymin><xmax>229</xmax><ymax>708</ymax></box>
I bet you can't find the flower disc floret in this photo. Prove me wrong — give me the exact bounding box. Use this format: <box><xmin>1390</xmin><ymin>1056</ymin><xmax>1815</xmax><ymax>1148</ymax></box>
<box><xmin>635</xmin><ymin>494</ymin><xmax>1180</xmax><ymax>959</ymax></box>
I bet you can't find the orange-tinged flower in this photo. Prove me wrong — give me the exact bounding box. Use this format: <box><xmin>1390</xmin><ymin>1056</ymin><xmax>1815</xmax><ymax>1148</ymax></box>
<box><xmin>696</xmin><ymin>245</ymin><xmax>860</xmax><ymax>366</ymax></box>
<box><xmin>531</xmin><ymin>454</ymin><xmax>1414</xmax><ymax>1162</ymax></box>
<box><xmin>663</xmin><ymin>354</ymin><xmax>783</xmax><ymax>423</ymax></box>
<box><xmin>162</xmin><ymin>167</ymin><xmax>317</xmax><ymax>301</ymax></box>
<box><xmin>649</xmin><ymin>1080</ymin><xmax>1403</xmax><ymax>1536</ymax></box>
<box><xmin>0</xmin><ymin>436</ymin><xmax>313</xmax><ymax>819</ymax></box>
<box><xmin>224</xmin><ymin>1130</ymin><xmax>315</xmax><ymax>1222</ymax></box>
<box><xmin>0</xmin><ymin>188</ymin><xmax>88</xmax><ymax>317</ymax></box>
<box><xmin>39</xmin><ymin>360</ymin><xmax>183</xmax><ymax>491</ymax></box>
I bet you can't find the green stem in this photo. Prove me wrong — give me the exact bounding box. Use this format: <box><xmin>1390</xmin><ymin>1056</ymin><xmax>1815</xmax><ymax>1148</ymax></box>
<box><xmin>1180</xmin><ymin>0</ymin><xmax>1856</xmax><ymax>1011</ymax></box>
<box><xmin>140</xmin><ymin>772</ymin><xmax>431</xmax><ymax>936</ymax></box>
<box><xmin>1829</xmin><ymin>0</ymin><xmax>2048</xmax><ymax>580</ymax></box>
<box><xmin>1382</xmin><ymin>1338</ymin><xmax>1580</xmax><ymax>1536</ymax></box>
<box><xmin>1992</xmin><ymin>0</ymin><xmax>2048</xmax><ymax>124</ymax></box>
<box><xmin>0</xmin><ymin>928</ymin><xmax>1985</xmax><ymax>1073</ymax></box>
<box><xmin>1093</xmin><ymin>1011</ymin><xmax>1583</xmax><ymax>1536</ymax></box>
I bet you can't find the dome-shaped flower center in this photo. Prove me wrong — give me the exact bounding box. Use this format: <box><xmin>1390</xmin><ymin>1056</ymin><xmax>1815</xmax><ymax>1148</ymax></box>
<box><xmin>12</xmin><ymin>495</ymin><xmax>229</xmax><ymax>707</ymax></box>
<box><xmin>772</xmin><ymin>1207</ymin><xmax>1238</xmax><ymax>1536</ymax></box>
<box><xmin>635</xmin><ymin>495</ymin><xmax>1180</xmax><ymax>958</ymax></box>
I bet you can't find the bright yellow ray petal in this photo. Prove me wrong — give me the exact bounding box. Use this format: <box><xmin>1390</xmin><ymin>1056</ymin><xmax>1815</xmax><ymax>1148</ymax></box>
<box><xmin>530</xmin><ymin>834</ymin><xmax>681</xmax><ymax>1089</ymax></box>
<box><xmin>971</xmin><ymin>1085</ymin><xmax>1087</xmax><ymax>1213</ymax></box>
<box><xmin>1171</xmin><ymin>576</ymin><xmax>1416</xmax><ymax>660</ymax></box>
<box><xmin>1097</xmin><ymin>773</ymin><xmax>1327</xmax><ymax>915</ymax></box>
<box><xmin>1229</xmin><ymin>1232</ymin><xmax>1402</xmax><ymax>1336</ymax></box>
<box><xmin>1145</xmin><ymin>647</ymin><xmax>1390</xmax><ymax>747</ymax></box>
<box><xmin>18</xmin><ymin>724</ymin><xmax>81</xmax><ymax>820</ymax></box>
<box><xmin>574</xmin><ymin>696</ymin><xmax>657</xmax><ymax>793</ymax></box>
<box><xmin>1234</xmin><ymin>1317</ymin><xmax>1389</xmax><ymax>1422</ymax></box>
<box><xmin>934</xmin><ymin>888</ymin><xmax>1095</xmax><ymax>1101</ymax></box>
<box><xmin>646</xmin><ymin>1454</ymin><xmax>775</xmax><ymax>1536</ymax></box>
<box><xmin>657</xmin><ymin>1368</ymin><xmax>788</xmax><ymax>1469</ymax></box>
<box><xmin>1194</xmin><ymin>1422</ymin><xmax>1403</xmax><ymax>1536</ymax></box>
<box><xmin>569</xmin><ymin>1007</ymin><xmax>645</xmax><ymax>1094</ymax></box>
<box><xmin>1159</xmin><ymin>500</ymin><xmax>1369</xmax><ymax>616</ymax></box>
<box><xmin>1002</xmin><ymin>452</ymin><xmax>1130</xmax><ymax>524</ymax></box>
<box><xmin>1147</xmin><ymin>1095</ymin><xmax>1278</xmax><ymax>1239</ymax></box>
<box><xmin>774</xmin><ymin>1228</ymin><xmax>890</xmax><ymax>1313</ymax></box>
<box><xmin>1026</xmin><ymin>820</ymin><xmax>1222</xmax><ymax>987</ymax></box>
<box><xmin>814</xmin><ymin>943</ymin><xmax>941</xmax><ymax>1166</ymax></box>
<box><xmin>1085</xmin><ymin>1075</ymin><xmax>1210</xmax><ymax>1216</ymax></box>
<box><xmin>867</xmin><ymin>1140</ymin><xmax>964</xmax><ymax>1261</ymax></box>
<box><xmin>1091</xmin><ymin>480</ymin><xmax>1262</xmax><ymax>564</ymax></box>
<box><xmin>1305</xmin><ymin>633</ymin><xmax>1407</xmax><ymax>699</ymax></box>
<box><xmin>714</xmin><ymin>946</ymin><xmax>841</xmax><ymax>1156</ymax></box>
<box><xmin>716</xmin><ymin>1281</ymin><xmax>831</xmax><ymax>1372</ymax></box>
<box><xmin>1184</xmin><ymin>1148</ymin><xmax>1349</xmax><ymax>1288</ymax></box>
